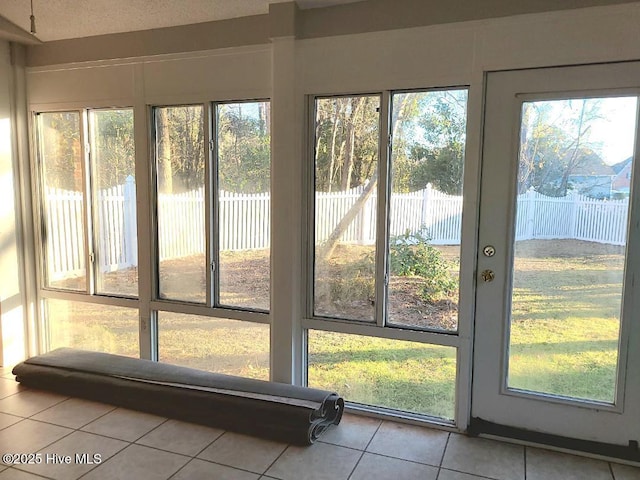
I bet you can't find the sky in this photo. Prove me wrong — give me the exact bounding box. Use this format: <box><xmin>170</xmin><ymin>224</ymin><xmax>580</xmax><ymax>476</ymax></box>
<box><xmin>591</xmin><ymin>96</ymin><xmax>638</xmax><ymax>165</ymax></box>
<box><xmin>533</xmin><ymin>96</ymin><xmax>638</xmax><ymax>166</ymax></box>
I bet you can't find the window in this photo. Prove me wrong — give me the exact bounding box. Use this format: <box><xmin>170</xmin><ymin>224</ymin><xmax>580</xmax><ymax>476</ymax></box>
<box><xmin>388</xmin><ymin>90</ymin><xmax>467</xmax><ymax>330</ymax></box>
<box><xmin>38</xmin><ymin>112</ymin><xmax>87</xmax><ymax>291</ymax></box>
<box><xmin>313</xmin><ymin>95</ymin><xmax>380</xmax><ymax>321</ymax></box>
<box><xmin>37</xmin><ymin>109</ymin><xmax>138</xmax><ymax>296</ymax></box>
<box><xmin>153</xmin><ymin>101</ymin><xmax>271</xmax><ymax>311</ymax></box>
<box><xmin>217</xmin><ymin>102</ymin><xmax>271</xmax><ymax>311</ymax></box>
<box><xmin>44</xmin><ymin>299</ymin><xmax>138</xmax><ymax>357</ymax></box>
<box><xmin>155</xmin><ymin>105</ymin><xmax>207</xmax><ymax>303</ymax></box>
<box><xmin>36</xmin><ymin>109</ymin><xmax>138</xmax><ymax>355</ymax></box>
<box><xmin>307</xmin><ymin>330</ymin><xmax>456</xmax><ymax>419</ymax></box>
<box><xmin>309</xmin><ymin>89</ymin><xmax>468</xmax><ymax>419</ymax></box>
<box><xmin>312</xmin><ymin>90</ymin><xmax>467</xmax><ymax>330</ymax></box>
<box><xmin>153</xmin><ymin>101</ymin><xmax>271</xmax><ymax>378</ymax></box>
<box><xmin>158</xmin><ymin>313</ymin><xmax>269</xmax><ymax>380</ymax></box>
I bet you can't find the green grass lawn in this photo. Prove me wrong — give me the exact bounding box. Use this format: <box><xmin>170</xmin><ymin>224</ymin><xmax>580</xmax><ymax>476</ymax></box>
<box><xmin>44</xmin><ymin>239</ymin><xmax>626</xmax><ymax>420</ymax></box>
<box><xmin>508</xmin><ymin>240</ymin><xmax>624</xmax><ymax>402</ymax></box>
<box><xmin>307</xmin><ymin>331</ymin><xmax>457</xmax><ymax>419</ymax></box>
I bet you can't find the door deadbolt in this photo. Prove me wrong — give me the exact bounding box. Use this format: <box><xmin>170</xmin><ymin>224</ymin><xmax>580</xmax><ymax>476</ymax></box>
<box><xmin>483</xmin><ymin>245</ymin><xmax>496</xmax><ymax>257</ymax></box>
<box><xmin>481</xmin><ymin>269</ymin><xmax>495</xmax><ymax>282</ymax></box>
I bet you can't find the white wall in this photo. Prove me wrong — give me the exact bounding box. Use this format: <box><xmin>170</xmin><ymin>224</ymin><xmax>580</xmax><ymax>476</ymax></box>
<box><xmin>296</xmin><ymin>2</ymin><xmax>640</xmax><ymax>93</ymax></box>
<box><xmin>27</xmin><ymin>45</ymin><xmax>272</xmax><ymax>109</ymax></box>
<box><xmin>0</xmin><ymin>40</ymin><xmax>26</xmax><ymax>366</ymax></box>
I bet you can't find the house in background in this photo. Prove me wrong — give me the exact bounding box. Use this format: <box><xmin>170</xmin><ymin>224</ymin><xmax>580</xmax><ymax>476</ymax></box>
<box><xmin>611</xmin><ymin>156</ymin><xmax>633</xmax><ymax>196</ymax></box>
<box><xmin>1</xmin><ymin>0</ymin><xmax>640</xmax><ymax>472</ymax></box>
<box><xmin>567</xmin><ymin>156</ymin><xmax>616</xmax><ymax>198</ymax></box>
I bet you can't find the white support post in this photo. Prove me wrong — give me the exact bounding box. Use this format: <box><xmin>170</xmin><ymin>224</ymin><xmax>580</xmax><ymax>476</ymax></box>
<box><xmin>269</xmin><ymin>29</ymin><xmax>304</xmax><ymax>384</ymax></box>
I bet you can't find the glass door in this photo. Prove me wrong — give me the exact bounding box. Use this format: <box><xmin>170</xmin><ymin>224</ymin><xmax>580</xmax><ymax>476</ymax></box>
<box><xmin>472</xmin><ymin>62</ymin><xmax>640</xmax><ymax>447</ymax></box>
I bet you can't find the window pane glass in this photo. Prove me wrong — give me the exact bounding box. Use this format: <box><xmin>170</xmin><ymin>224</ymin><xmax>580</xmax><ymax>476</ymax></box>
<box><xmin>158</xmin><ymin>312</ymin><xmax>269</xmax><ymax>380</ymax></box>
<box><xmin>307</xmin><ymin>330</ymin><xmax>456</xmax><ymax>419</ymax></box>
<box><xmin>217</xmin><ymin>102</ymin><xmax>270</xmax><ymax>311</ymax></box>
<box><xmin>508</xmin><ymin>96</ymin><xmax>638</xmax><ymax>403</ymax></box>
<box><xmin>388</xmin><ymin>89</ymin><xmax>467</xmax><ymax>331</ymax></box>
<box><xmin>90</xmin><ymin>109</ymin><xmax>138</xmax><ymax>297</ymax></box>
<box><xmin>155</xmin><ymin>106</ymin><xmax>206</xmax><ymax>303</ymax></box>
<box><xmin>313</xmin><ymin>96</ymin><xmax>380</xmax><ymax>321</ymax></box>
<box><xmin>44</xmin><ymin>299</ymin><xmax>138</xmax><ymax>356</ymax></box>
<box><xmin>38</xmin><ymin>112</ymin><xmax>86</xmax><ymax>291</ymax></box>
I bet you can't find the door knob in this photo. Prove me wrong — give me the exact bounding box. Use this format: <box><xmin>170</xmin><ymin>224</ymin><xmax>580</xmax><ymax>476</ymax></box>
<box><xmin>481</xmin><ymin>269</ymin><xmax>495</xmax><ymax>282</ymax></box>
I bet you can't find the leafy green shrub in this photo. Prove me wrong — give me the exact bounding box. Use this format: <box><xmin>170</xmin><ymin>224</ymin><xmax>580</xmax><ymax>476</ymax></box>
<box><xmin>389</xmin><ymin>230</ymin><xmax>458</xmax><ymax>303</ymax></box>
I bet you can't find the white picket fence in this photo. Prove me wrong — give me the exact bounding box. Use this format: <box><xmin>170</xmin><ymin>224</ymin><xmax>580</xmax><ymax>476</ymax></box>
<box><xmin>514</xmin><ymin>189</ymin><xmax>629</xmax><ymax>245</ymax></box>
<box><xmin>44</xmin><ymin>181</ymin><xmax>630</xmax><ymax>280</ymax></box>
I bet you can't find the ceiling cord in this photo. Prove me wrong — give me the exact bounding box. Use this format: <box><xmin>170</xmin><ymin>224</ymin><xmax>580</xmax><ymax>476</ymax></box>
<box><xmin>30</xmin><ymin>0</ymin><xmax>36</xmax><ymax>34</ymax></box>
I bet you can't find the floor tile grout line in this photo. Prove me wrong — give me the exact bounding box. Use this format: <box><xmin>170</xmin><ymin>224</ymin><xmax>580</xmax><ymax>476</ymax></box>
<box><xmin>75</xmin><ymin>438</ymin><xmax>138</xmax><ymax>480</ymax></box>
<box><xmin>28</xmin><ymin>400</ymin><xmax>71</xmax><ymax>419</ymax></box>
<box><xmin>0</xmin><ymin>387</ymin><xmax>27</xmax><ymax>402</ymax></box>
<box><xmin>324</xmin><ymin>417</ymin><xmax>448</xmax><ymax>468</ymax></box>
<box><xmin>1</xmin><ymin>389</ymin><xmax>70</xmax><ymax>419</ymax></box>
<box><xmin>10</xmin><ymin>418</ymin><xmax>129</xmax><ymax>480</ymax></box>
<box><xmin>435</xmin><ymin>433</ymin><xmax>451</xmax><ymax>480</ymax></box>
<box><xmin>346</xmin><ymin>450</ymin><xmax>366</xmax><ymax>480</ymax></box>
<box><xmin>609</xmin><ymin>461</ymin><xmax>616</xmax><ymax>479</ymax></box>
<box><xmin>315</xmin><ymin>417</ymin><xmax>383</xmax><ymax>452</ymax></box>
<box><xmin>75</xmin><ymin>425</ymin><xmax>162</xmax><ymax>447</ymax></box>
<box><xmin>439</xmin><ymin>432</ymin><xmax>451</xmax><ymax>467</ymax></box>
<box><xmin>127</xmin><ymin>428</ymin><xmax>292</xmax><ymax>477</ymax></box>
<box><xmin>130</xmin><ymin>416</ymin><xmax>170</xmax><ymax>443</ymax></box>
<box><xmin>7</xmin><ymin>416</ymin><xmax>79</xmax><ymax>463</ymax></box>
<box><xmin>75</xmin><ymin>408</ymin><xmax>169</xmax><ymax>443</ymax></box>
<box><xmin>262</xmin><ymin>443</ymin><xmax>292</xmax><ymax>477</ymax></box>
<box><xmin>316</xmin><ymin>439</ymin><xmax>376</xmax><ymax>454</ymax></box>
<box><xmin>90</xmin><ymin>434</ymin><xmax>130</xmax><ymax>475</ymax></box>
<box><xmin>183</xmin><ymin>454</ymin><xmax>276</xmax><ymax>477</ymax></box>
<box><xmin>165</xmin><ymin>454</ymin><xmax>193</xmax><ymax>480</ymax></box>
<box><xmin>76</xmin><ymin>416</ymin><xmax>223</xmax><ymax>461</ymax></box>
<box><xmin>0</xmin><ymin>411</ymin><xmax>26</xmax><ymax>430</ymax></box>
<box><xmin>187</xmin><ymin>427</ymin><xmax>225</xmax><ymax>459</ymax></box>
<box><xmin>361</xmin><ymin>419</ymin><xmax>383</xmax><ymax>453</ymax></box>
<box><xmin>73</xmin><ymin>403</ymin><xmax>119</xmax><ymax>430</ymax></box>
<box><xmin>117</xmin><ymin>439</ymin><xmax>194</xmax><ymax>461</ymax></box>
<box><xmin>191</xmin><ymin>429</ymin><xmax>271</xmax><ymax>471</ymax></box>
<box><xmin>15</xmin><ymin>404</ymin><xmax>118</xmax><ymax>432</ymax></box>
<box><xmin>7</xmin><ymin>466</ymin><xmax>56</xmax><ymax>480</ymax></box>
<box><xmin>437</xmin><ymin>466</ymin><xmax>505</xmax><ymax>480</ymax></box>
<box><xmin>348</xmin><ymin>448</ymin><xmax>444</xmax><ymax>468</ymax></box>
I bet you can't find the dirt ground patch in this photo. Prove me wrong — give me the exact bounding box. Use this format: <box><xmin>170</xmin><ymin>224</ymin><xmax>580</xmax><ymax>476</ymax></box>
<box><xmin>313</xmin><ymin>243</ymin><xmax>460</xmax><ymax>330</ymax></box>
<box><xmin>50</xmin><ymin>239</ymin><xmax>622</xmax><ymax>333</ymax></box>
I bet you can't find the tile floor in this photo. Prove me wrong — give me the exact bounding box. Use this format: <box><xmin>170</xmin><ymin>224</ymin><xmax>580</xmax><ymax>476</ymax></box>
<box><xmin>1</xmin><ymin>368</ymin><xmax>639</xmax><ymax>480</ymax></box>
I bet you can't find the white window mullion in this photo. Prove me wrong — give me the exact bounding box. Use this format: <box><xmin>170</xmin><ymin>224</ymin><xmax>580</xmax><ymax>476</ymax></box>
<box><xmin>80</xmin><ymin>109</ymin><xmax>94</xmax><ymax>295</ymax></box>
<box><xmin>375</xmin><ymin>91</ymin><xmax>391</xmax><ymax>328</ymax></box>
<box><xmin>137</xmin><ymin>103</ymin><xmax>154</xmax><ymax>360</ymax></box>
<box><xmin>206</xmin><ymin>102</ymin><xmax>215</xmax><ymax>307</ymax></box>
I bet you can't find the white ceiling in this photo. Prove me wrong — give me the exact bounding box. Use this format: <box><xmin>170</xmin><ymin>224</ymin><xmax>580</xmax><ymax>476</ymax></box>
<box><xmin>0</xmin><ymin>0</ymin><xmax>363</xmax><ymax>42</ymax></box>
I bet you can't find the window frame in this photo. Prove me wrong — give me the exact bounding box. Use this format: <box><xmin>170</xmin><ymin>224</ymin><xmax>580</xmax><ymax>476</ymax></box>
<box><xmin>150</xmin><ymin>99</ymin><xmax>272</xmax><ymax>317</ymax></box>
<box><xmin>307</xmin><ymin>87</ymin><xmax>469</xmax><ymax>334</ymax></box>
<box><xmin>304</xmin><ymin>87</ymin><xmax>472</xmax><ymax>424</ymax></box>
<box><xmin>34</xmin><ymin>107</ymin><xmax>138</xmax><ymax>300</ymax></box>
